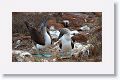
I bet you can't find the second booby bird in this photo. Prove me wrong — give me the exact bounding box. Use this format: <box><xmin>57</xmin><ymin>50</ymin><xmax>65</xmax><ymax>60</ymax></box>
<box><xmin>58</xmin><ymin>28</ymin><xmax>74</xmax><ymax>56</ymax></box>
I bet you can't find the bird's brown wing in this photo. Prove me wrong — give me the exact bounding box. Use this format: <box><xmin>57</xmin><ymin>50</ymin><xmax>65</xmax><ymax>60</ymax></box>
<box><xmin>30</xmin><ymin>28</ymin><xmax>46</xmax><ymax>45</ymax></box>
<box><xmin>35</xmin><ymin>31</ymin><xmax>45</xmax><ymax>45</ymax></box>
<box><xmin>24</xmin><ymin>21</ymin><xmax>45</xmax><ymax>45</ymax></box>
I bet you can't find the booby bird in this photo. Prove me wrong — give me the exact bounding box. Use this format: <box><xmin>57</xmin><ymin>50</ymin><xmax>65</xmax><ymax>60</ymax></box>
<box><xmin>58</xmin><ymin>28</ymin><xmax>74</xmax><ymax>55</ymax></box>
<box><xmin>62</xmin><ymin>20</ymin><xmax>69</xmax><ymax>28</ymax></box>
<box><xmin>24</xmin><ymin>19</ymin><xmax>52</xmax><ymax>54</ymax></box>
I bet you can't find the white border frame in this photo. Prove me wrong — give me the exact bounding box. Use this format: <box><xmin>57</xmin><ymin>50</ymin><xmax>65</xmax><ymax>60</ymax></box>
<box><xmin>0</xmin><ymin>0</ymin><xmax>114</xmax><ymax>74</ymax></box>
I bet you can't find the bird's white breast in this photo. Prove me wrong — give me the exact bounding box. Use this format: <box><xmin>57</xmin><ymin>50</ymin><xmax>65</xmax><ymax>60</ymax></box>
<box><xmin>44</xmin><ymin>32</ymin><xmax>51</xmax><ymax>46</ymax></box>
<box><xmin>60</xmin><ymin>35</ymin><xmax>72</xmax><ymax>52</ymax></box>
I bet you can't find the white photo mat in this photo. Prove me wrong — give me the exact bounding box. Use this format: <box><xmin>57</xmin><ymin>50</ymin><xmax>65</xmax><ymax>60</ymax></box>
<box><xmin>0</xmin><ymin>0</ymin><xmax>114</xmax><ymax>74</ymax></box>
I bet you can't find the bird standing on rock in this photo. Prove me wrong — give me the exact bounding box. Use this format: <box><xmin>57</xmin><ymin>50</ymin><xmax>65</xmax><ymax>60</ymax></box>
<box><xmin>24</xmin><ymin>18</ymin><xmax>52</xmax><ymax>54</ymax></box>
<box><xmin>58</xmin><ymin>28</ymin><xmax>74</xmax><ymax>57</ymax></box>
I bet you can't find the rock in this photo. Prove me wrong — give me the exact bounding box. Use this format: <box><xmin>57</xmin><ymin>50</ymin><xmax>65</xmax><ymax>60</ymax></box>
<box><xmin>47</xmin><ymin>19</ymin><xmax>64</xmax><ymax>30</ymax></box>
<box><xmin>62</xmin><ymin>13</ymin><xmax>85</xmax><ymax>27</ymax></box>
<box><xmin>21</xmin><ymin>36</ymin><xmax>31</xmax><ymax>40</ymax></box>
<box><xmin>90</xmin><ymin>26</ymin><xmax>102</xmax><ymax>34</ymax></box>
<box><xmin>72</xmin><ymin>43</ymin><xmax>94</xmax><ymax>58</ymax></box>
<box><xmin>62</xmin><ymin>13</ymin><xmax>77</xmax><ymax>20</ymax></box>
<box><xmin>70</xmin><ymin>30</ymin><xmax>79</xmax><ymax>35</ymax></box>
<box><xmin>71</xmin><ymin>34</ymin><xmax>88</xmax><ymax>43</ymax></box>
<box><xmin>12</xmin><ymin>50</ymin><xmax>33</xmax><ymax>62</ymax></box>
<box><xmin>79</xmin><ymin>25</ymin><xmax>90</xmax><ymax>31</ymax></box>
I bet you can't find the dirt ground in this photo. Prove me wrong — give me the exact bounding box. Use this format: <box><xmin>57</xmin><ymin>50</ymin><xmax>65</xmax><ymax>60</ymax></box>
<box><xmin>12</xmin><ymin>12</ymin><xmax>102</xmax><ymax>62</ymax></box>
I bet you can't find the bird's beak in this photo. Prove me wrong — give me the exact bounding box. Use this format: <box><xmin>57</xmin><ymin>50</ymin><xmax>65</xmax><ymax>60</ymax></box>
<box><xmin>58</xmin><ymin>34</ymin><xmax>63</xmax><ymax>40</ymax></box>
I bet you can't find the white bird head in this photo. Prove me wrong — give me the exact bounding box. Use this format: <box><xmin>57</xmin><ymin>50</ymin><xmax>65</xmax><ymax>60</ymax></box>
<box><xmin>58</xmin><ymin>28</ymin><xmax>71</xmax><ymax>40</ymax></box>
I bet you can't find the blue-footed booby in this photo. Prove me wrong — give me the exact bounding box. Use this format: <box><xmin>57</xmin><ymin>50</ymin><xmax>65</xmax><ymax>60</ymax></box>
<box><xmin>24</xmin><ymin>18</ymin><xmax>52</xmax><ymax>54</ymax></box>
<box><xmin>58</xmin><ymin>28</ymin><xmax>74</xmax><ymax>56</ymax></box>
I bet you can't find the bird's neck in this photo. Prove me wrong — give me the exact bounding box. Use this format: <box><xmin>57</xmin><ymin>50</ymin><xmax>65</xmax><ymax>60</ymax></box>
<box><xmin>43</xmin><ymin>27</ymin><xmax>47</xmax><ymax>33</ymax></box>
<box><xmin>44</xmin><ymin>30</ymin><xmax>51</xmax><ymax>45</ymax></box>
<box><xmin>61</xmin><ymin>34</ymin><xmax>71</xmax><ymax>43</ymax></box>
